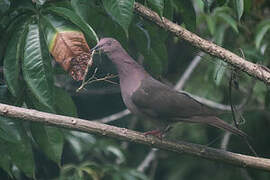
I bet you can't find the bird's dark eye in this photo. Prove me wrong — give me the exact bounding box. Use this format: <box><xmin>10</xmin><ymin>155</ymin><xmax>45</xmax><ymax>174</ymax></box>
<box><xmin>106</xmin><ymin>40</ymin><xmax>113</xmax><ymax>46</ymax></box>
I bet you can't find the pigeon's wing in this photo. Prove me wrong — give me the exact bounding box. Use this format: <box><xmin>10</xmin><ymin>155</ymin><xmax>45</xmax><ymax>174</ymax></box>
<box><xmin>131</xmin><ymin>77</ymin><xmax>215</xmax><ymax>120</ymax></box>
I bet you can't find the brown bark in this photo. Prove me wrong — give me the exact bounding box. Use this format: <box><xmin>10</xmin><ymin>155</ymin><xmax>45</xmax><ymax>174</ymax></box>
<box><xmin>0</xmin><ymin>103</ymin><xmax>270</xmax><ymax>172</ymax></box>
<box><xmin>134</xmin><ymin>3</ymin><xmax>270</xmax><ymax>85</ymax></box>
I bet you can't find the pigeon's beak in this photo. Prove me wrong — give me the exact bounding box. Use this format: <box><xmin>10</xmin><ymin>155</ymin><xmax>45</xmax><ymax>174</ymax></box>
<box><xmin>90</xmin><ymin>44</ymin><xmax>101</xmax><ymax>54</ymax></box>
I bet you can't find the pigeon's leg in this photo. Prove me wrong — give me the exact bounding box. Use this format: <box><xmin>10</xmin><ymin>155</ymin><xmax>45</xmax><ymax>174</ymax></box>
<box><xmin>143</xmin><ymin>125</ymin><xmax>172</xmax><ymax>139</ymax></box>
<box><xmin>143</xmin><ymin>129</ymin><xmax>163</xmax><ymax>139</ymax></box>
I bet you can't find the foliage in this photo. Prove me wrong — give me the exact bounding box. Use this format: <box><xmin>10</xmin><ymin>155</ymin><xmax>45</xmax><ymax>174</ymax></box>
<box><xmin>0</xmin><ymin>0</ymin><xmax>270</xmax><ymax>179</ymax></box>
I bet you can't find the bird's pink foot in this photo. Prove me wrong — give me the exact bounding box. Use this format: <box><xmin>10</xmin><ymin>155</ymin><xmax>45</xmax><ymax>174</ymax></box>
<box><xmin>143</xmin><ymin>129</ymin><xmax>163</xmax><ymax>139</ymax></box>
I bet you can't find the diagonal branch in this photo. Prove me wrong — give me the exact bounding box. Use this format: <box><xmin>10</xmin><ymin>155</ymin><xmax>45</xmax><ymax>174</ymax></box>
<box><xmin>133</xmin><ymin>3</ymin><xmax>270</xmax><ymax>85</ymax></box>
<box><xmin>1</xmin><ymin>103</ymin><xmax>270</xmax><ymax>171</ymax></box>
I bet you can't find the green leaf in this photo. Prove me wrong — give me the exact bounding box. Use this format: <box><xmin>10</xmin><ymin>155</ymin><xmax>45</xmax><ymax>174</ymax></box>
<box><xmin>147</xmin><ymin>0</ymin><xmax>164</xmax><ymax>18</ymax></box>
<box><xmin>265</xmin><ymin>89</ymin><xmax>270</xmax><ymax>109</ymax></box>
<box><xmin>213</xmin><ymin>6</ymin><xmax>232</xmax><ymax>15</ymax></box>
<box><xmin>132</xmin><ymin>24</ymin><xmax>165</xmax><ymax>75</ymax></box>
<box><xmin>205</xmin><ymin>15</ymin><xmax>216</xmax><ymax>35</ymax></box>
<box><xmin>144</xmin><ymin>49</ymin><xmax>163</xmax><ymax>76</ymax></box>
<box><xmin>0</xmin><ymin>139</ymin><xmax>12</xmax><ymax>177</ymax></box>
<box><xmin>163</xmin><ymin>0</ymin><xmax>173</xmax><ymax>20</ymax></box>
<box><xmin>44</xmin><ymin>6</ymin><xmax>99</xmax><ymax>44</ymax></box>
<box><xmin>43</xmin><ymin>0</ymin><xmax>73</xmax><ymax>9</ymax></box>
<box><xmin>54</xmin><ymin>87</ymin><xmax>77</xmax><ymax>117</ymax></box>
<box><xmin>8</xmin><ymin>122</ymin><xmax>35</xmax><ymax>178</ymax></box>
<box><xmin>31</xmin><ymin>123</ymin><xmax>64</xmax><ymax>165</ymax></box>
<box><xmin>35</xmin><ymin>0</ymin><xmax>47</xmax><ymax>5</ymax></box>
<box><xmin>244</xmin><ymin>0</ymin><xmax>251</xmax><ymax>13</ymax></box>
<box><xmin>241</xmin><ymin>46</ymin><xmax>264</xmax><ymax>62</ymax></box>
<box><xmin>173</xmin><ymin>0</ymin><xmax>196</xmax><ymax>32</ymax></box>
<box><xmin>1</xmin><ymin>13</ymin><xmax>30</xmax><ymax>64</ymax></box>
<box><xmin>3</xmin><ymin>21</ymin><xmax>28</xmax><ymax>97</ymax></box>
<box><xmin>0</xmin><ymin>85</ymin><xmax>14</xmax><ymax>104</ymax></box>
<box><xmin>23</xmin><ymin>22</ymin><xmax>55</xmax><ymax>112</ymax></box>
<box><xmin>234</xmin><ymin>0</ymin><xmax>244</xmax><ymax>21</ymax></box>
<box><xmin>213</xmin><ymin>25</ymin><xmax>227</xmax><ymax>85</ymax></box>
<box><xmin>128</xmin><ymin>170</ymin><xmax>148</xmax><ymax>180</ymax></box>
<box><xmin>214</xmin><ymin>24</ymin><xmax>227</xmax><ymax>45</ymax></box>
<box><xmin>106</xmin><ymin>146</ymin><xmax>125</xmax><ymax>164</ymax></box>
<box><xmin>217</xmin><ymin>0</ymin><xmax>227</xmax><ymax>6</ymax></box>
<box><xmin>10</xmin><ymin>0</ymin><xmax>35</xmax><ymax>12</ymax></box>
<box><xmin>0</xmin><ymin>0</ymin><xmax>10</xmax><ymax>14</ymax></box>
<box><xmin>217</xmin><ymin>13</ymin><xmax>238</xmax><ymax>33</ymax></box>
<box><xmin>0</xmin><ymin>116</ymin><xmax>21</xmax><ymax>143</ymax></box>
<box><xmin>102</xmin><ymin>0</ymin><xmax>134</xmax><ymax>37</ymax></box>
<box><xmin>0</xmin><ymin>117</ymin><xmax>35</xmax><ymax>178</ymax></box>
<box><xmin>214</xmin><ymin>60</ymin><xmax>227</xmax><ymax>86</ymax></box>
<box><xmin>255</xmin><ymin>20</ymin><xmax>270</xmax><ymax>49</ymax></box>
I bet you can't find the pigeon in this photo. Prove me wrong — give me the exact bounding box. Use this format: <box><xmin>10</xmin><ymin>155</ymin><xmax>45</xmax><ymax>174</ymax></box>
<box><xmin>91</xmin><ymin>38</ymin><xmax>247</xmax><ymax>138</ymax></box>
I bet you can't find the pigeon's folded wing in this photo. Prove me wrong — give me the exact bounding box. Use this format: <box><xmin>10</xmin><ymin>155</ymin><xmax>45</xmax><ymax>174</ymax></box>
<box><xmin>131</xmin><ymin>77</ymin><xmax>216</xmax><ymax>120</ymax></box>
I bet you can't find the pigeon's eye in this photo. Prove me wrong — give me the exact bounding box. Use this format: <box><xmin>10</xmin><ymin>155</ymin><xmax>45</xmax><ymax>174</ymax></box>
<box><xmin>106</xmin><ymin>40</ymin><xmax>113</xmax><ymax>46</ymax></box>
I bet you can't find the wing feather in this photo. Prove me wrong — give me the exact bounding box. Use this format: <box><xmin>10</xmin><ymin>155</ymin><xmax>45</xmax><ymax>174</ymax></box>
<box><xmin>131</xmin><ymin>77</ymin><xmax>215</xmax><ymax>120</ymax></box>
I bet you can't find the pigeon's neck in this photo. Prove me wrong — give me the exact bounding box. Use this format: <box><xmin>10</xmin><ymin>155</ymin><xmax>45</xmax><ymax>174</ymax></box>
<box><xmin>109</xmin><ymin>49</ymin><xmax>148</xmax><ymax>79</ymax></box>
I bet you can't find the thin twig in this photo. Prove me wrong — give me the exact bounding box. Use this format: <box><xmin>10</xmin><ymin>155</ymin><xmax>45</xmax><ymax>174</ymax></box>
<box><xmin>221</xmin><ymin>78</ymin><xmax>256</xmax><ymax>151</ymax></box>
<box><xmin>77</xmin><ymin>68</ymin><xmax>118</xmax><ymax>92</ymax></box>
<box><xmin>77</xmin><ymin>50</ymin><xmax>95</xmax><ymax>92</ymax></box>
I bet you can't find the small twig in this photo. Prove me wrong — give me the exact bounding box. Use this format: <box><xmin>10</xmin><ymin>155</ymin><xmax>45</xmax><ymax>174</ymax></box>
<box><xmin>229</xmin><ymin>69</ymin><xmax>239</xmax><ymax>128</ymax></box>
<box><xmin>77</xmin><ymin>68</ymin><xmax>118</xmax><ymax>92</ymax></box>
<box><xmin>222</xmin><ymin>77</ymin><xmax>257</xmax><ymax>153</ymax></box>
<box><xmin>84</xmin><ymin>68</ymin><xmax>118</xmax><ymax>85</ymax></box>
<box><xmin>77</xmin><ymin>50</ymin><xmax>95</xmax><ymax>92</ymax></box>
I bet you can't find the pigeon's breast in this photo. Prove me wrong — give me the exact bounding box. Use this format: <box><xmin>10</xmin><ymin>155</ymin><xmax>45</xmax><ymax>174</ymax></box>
<box><xmin>119</xmin><ymin>74</ymin><xmax>144</xmax><ymax>116</ymax></box>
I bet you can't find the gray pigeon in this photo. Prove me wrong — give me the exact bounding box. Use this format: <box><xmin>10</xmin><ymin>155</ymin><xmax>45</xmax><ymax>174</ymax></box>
<box><xmin>92</xmin><ymin>38</ymin><xmax>247</xmax><ymax>138</ymax></box>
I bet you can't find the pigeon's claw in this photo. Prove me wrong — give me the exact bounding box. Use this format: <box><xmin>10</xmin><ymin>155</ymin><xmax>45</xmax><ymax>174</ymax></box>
<box><xmin>143</xmin><ymin>129</ymin><xmax>164</xmax><ymax>139</ymax></box>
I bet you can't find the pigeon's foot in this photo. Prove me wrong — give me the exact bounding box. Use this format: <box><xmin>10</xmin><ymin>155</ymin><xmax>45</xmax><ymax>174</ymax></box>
<box><xmin>143</xmin><ymin>129</ymin><xmax>164</xmax><ymax>139</ymax></box>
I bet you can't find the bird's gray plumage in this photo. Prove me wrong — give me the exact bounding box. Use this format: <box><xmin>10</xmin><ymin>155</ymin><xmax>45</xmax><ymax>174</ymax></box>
<box><xmin>92</xmin><ymin>38</ymin><xmax>247</xmax><ymax>138</ymax></box>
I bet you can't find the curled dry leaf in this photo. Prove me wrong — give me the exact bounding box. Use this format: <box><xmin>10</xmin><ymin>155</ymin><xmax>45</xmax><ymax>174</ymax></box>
<box><xmin>50</xmin><ymin>31</ymin><xmax>91</xmax><ymax>81</ymax></box>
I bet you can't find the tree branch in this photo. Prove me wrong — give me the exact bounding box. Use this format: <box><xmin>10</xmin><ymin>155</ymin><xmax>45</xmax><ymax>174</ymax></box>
<box><xmin>1</xmin><ymin>103</ymin><xmax>270</xmax><ymax>171</ymax></box>
<box><xmin>134</xmin><ymin>3</ymin><xmax>270</xmax><ymax>85</ymax></box>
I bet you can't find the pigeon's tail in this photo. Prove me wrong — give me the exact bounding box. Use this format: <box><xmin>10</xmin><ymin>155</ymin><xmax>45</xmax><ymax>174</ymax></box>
<box><xmin>188</xmin><ymin>116</ymin><xmax>248</xmax><ymax>138</ymax></box>
<box><xmin>207</xmin><ymin>117</ymin><xmax>248</xmax><ymax>138</ymax></box>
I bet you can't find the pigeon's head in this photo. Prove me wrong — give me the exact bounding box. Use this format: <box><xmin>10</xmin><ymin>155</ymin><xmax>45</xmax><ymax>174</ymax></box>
<box><xmin>92</xmin><ymin>38</ymin><xmax>121</xmax><ymax>54</ymax></box>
